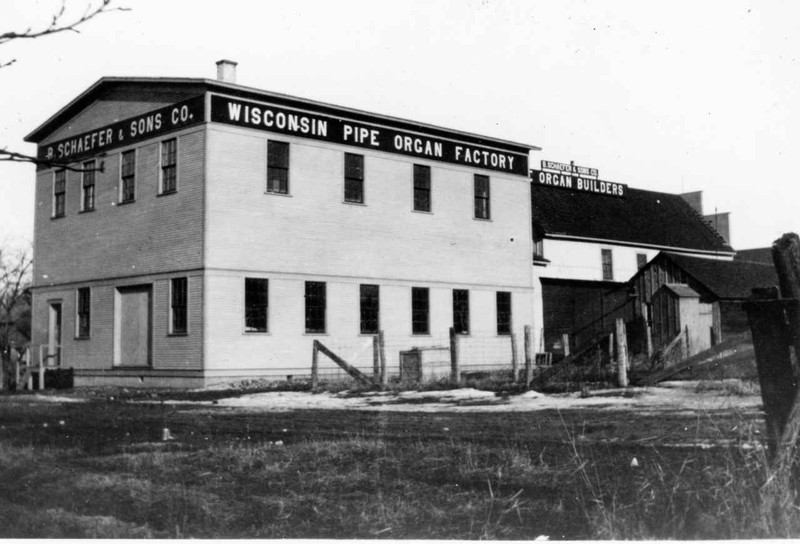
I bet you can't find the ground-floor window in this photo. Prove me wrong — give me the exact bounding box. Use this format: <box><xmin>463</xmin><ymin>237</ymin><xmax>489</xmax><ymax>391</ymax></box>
<box><xmin>360</xmin><ymin>284</ymin><xmax>379</xmax><ymax>334</ymax></box>
<box><xmin>411</xmin><ymin>287</ymin><xmax>429</xmax><ymax>335</ymax></box>
<box><xmin>496</xmin><ymin>291</ymin><xmax>511</xmax><ymax>335</ymax></box>
<box><xmin>305</xmin><ymin>281</ymin><xmax>326</xmax><ymax>333</ymax></box>
<box><xmin>453</xmin><ymin>289</ymin><xmax>470</xmax><ymax>335</ymax></box>
<box><xmin>76</xmin><ymin>288</ymin><xmax>90</xmax><ymax>338</ymax></box>
<box><xmin>170</xmin><ymin>278</ymin><xmax>188</xmax><ymax>334</ymax></box>
<box><xmin>244</xmin><ymin>278</ymin><xmax>269</xmax><ymax>333</ymax></box>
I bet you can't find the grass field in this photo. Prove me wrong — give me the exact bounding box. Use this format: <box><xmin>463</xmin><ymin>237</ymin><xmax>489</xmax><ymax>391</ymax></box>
<box><xmin>0</xmin><ymin>382</ymin><xmax>797</xmax><ymax>539</ymax></box>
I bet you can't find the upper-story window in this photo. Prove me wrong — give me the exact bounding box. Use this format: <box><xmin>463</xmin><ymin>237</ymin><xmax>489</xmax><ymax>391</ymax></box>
<box><xmin>267</xmin><ymin>140</ymin><xmax>289</xmax><ymax>194</ymax></box>
<box><xmin>602</xmin><ymin>249</ymin><xmax>614</xmax><ymax>280</ymax></box>
<box><xmin>533</xmin><ymin>237</ymin><xmax>544</xmax><ymax>258</ymax></box>
<box><xmin>413</xmin><ymin>164</ymin><xmax>431</xmax><ymax>212</ymax></box>
<box><xmin>120</xmin><ymin>150</ymin><xmax>136</xmax><ymax>203</ymax></box>
<box><xmin>160</xmin><ymin>138</ymin><xmax>177</xmax><ymax>194</ymax></box>
<box><xmin>474</xmin><ymin>174</ymin><xmax>490</xmax><ymax>219</ymax></box>
<box><xmin>81</xmin><ymin>160</ymin><xmax>95</xmax><ymax>212</ymax></box>
<box><xmin>53</xmin><ymin>169</ymin><xmax>66</xmax><ymax>218</ymax></box>
<box><xmin>344</xmin><ymin>153</ymin><xmax>364</xmax><ymax>204</ymax></box>
<box><xmin>637</xmin><ymin>253</ymin><xmax>647</xmax><ymax>270</ymax></box>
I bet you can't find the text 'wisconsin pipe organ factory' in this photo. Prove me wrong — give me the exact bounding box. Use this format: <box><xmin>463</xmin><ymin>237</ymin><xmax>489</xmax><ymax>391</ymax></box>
<box><xmin>210</xmin><ymin>95</ymin><xmax>529</xmax><ymax>175</ymax></box>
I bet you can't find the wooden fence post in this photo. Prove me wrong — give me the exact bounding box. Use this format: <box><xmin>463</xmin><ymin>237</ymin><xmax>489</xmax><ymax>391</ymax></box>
<box><xmin>449</xmin><ymin>327</ymin><xmax>460</xmax><ymax>386</ymax></box>
<box><xmin>524</xmin><ymin>325</ymin><xmax>533</xmax><ymax>387</ymax></box>
<box><xmin>562</xmin><ymin>333</ymin><xmax>570</xmax><ymax>357</ymax></box>
<box><xmin>615</xmin><ymin>318</ymin><xmax>628</xmax><ymax>387</ymax></box>
<box><xmin>372</xmin><ymin>335</ymin><xmax>380</xmax><ymax>382</ymax></box>
<box><xmin>38</xmin><ymin>347</ymin><xmax>46</xmax><ymax>391</ymax></box>
<box><xmin>510</xmin><ymin>333</ymin><xmax>519</xmax><ymax>382</ymax></box>
<box><xmin>0</xmin><ymin>349</ymin><xmax>5</xmax><ymax>391</ymax></box>
<box><xmin>641</xmin><ymin>303</ymin><xmax>653</xmax><ymax>360</ymax></box>
<box><xmin>378</xmin><ymin>330</ymin><xmax>387</xmax><ymax>388</ymax></box>
<box><xmin>311</xmin><ymin>340</ymin><xmax>319</xmax><ymax>390</ymax></box>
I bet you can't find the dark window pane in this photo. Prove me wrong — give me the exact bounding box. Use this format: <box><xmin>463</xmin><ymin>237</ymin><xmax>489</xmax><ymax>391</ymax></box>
<box><xmin>637</xmin><ymin>253</ymin><xmax>647</xmax><ymax>269</ymax></box>
<box><xmin>245</xmin><ymin>278</ymin><xmax>268</xmax><ymax>332</ymax></box>
<box><xmin>82</xmin><ymin>160</ymin><xmax>95</xmax><ymax>211</ymax></box>
<box><xmin>161</xmin><ymin>139</ymin><xmax>177</xmax><ymax>193</ymax></box>
<box><xmin>267</xmin><ymin>141</ymin><xmax>289</xmax><ymax>194</ymax></box>
<box><xmin>411</xmin><ymin>287</ymin><xmax>429</xmax><ymax>335</ymax></box>
<box><xmin>344</xmin><ymin>153</ymin><xmax>364</xmax><ymax>203</ymax></box>
<box><xmin>77</xmin><ymin>287</ymin><xmax>90</xmax><ymax>338</ymax></box>
<box><xmin>360</xmin><ymin>284</ymin><xmax>380</xmax><ymax>334</ymax></box>
<box><xmin>171</xmin><ymin>277</ymin><xmax>188</xmax><ymax>334</ymax></box>
<box><xmin>413</xmin><ymin>164</ymin><xmax>431</xmax><ymax>212</ymax></box>
<box><xmin>602</xmin><ymin>249</ymin><xmax>613</xmax><ymax>280</ymax></box>
<box><xmin>54</xmin><ymin>170</ymin><xmax>66</xmax><ymax>217</ymax></box>
<box><xmin>474</xmin><ymin>175</ymin><xmax>490</xmax><ymax>219</ymax></box>
<box><xmin>305</xmin><ymin>281</ymin><xmax>326</xmax><ymax>333</ymax></box>
<box><xmin>121</xmin><ymin>150</ymin><xmax>136</xmax><ymax>202</ymax></box>
<box><xmin>453</xmin><ymin>289</ymin><xmax>470</xmax><ymax>335</ymax></box>
<box><xmin>496</xmin><ymin>291</ymin><xmax>511</xmax><ymax>335</ymax></box>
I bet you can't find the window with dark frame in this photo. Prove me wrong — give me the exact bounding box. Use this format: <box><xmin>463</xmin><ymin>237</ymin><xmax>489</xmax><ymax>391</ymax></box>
<box><xmin>53</xmin><ymin>169</ymin><xmax>66</xmax><ymax>218</ymax></box>
<box><xmin>360</xmin><ymin>284</ymin><xmax>380</xmax><ymax>334</ymax></box>
<box><xmin>411</xmin><ymin>287</ymin><xmax>430</xmax><ymax>335</ymax></box>
<box><xmin>171</xmin><ymin>277</ymin><xmax>188</xmax><ymax>334</ymax></box>
<box><xmin>344</xmin><ymin>153</ymin><xmax>364</xmax><ymax>203</ymax></box>
<box><xmin>453</xmin><ymin>289</ymin><xmax>470</xmax><ymax>335</ymax></box>
<box><xmin>533</xmin><ymin>237</ymin><xmax>544</xmax><ymax>258</ymax></box>
<box><xmin>121</xmin><ymin>150</ymin><xmax>136</xmax><ymax>202</ymax></box>
<box><xmin>161</xmin><ymin>139</ymin><xmax>177</xmax><ymax>194</ymax></box>
<box><xmin>81</xmin><ymin>160</ymin><xmax>95</xmax><ymax>211</ymax></box>
<box><xmin>76</xmin><ymin>287</ymin><xmax>90</xmax><ymax>338</ymax></box>
<box><xmin>267</xmin><ymin>140</ymin><xmax>289</xmax><ymax>194</ymax></box>
<box><xmin>637</xmin><ymin>253</ymin><xmax>647</xmax><ymax>270</ymax></box>
<box><xmin>474</xmin><ymin>175</ymin><xmax>490</xmax><ymax>219</ymax></box>
<box><xmin>496</xmin><ymin>291</ymin><xmax>511</xmax><ymax>335</ymax></box>
<box><xmin>244</xmin><ymin>278</ymin><xmax>269</xmax><ymax>333</ymax></box>
<box><xmin>602</xmin><ymin>249</ymin><xmax>614</xmax><ymax>280</ymax></box>
<box><xmin>305</xmin><ymin>281</ymin><xmax>326</xmax><ymax>333</ymax></box>
<box><xmin>413</xmin><ymin>164</ymin><xmax>431</xmax><ymax>212</ymax></box>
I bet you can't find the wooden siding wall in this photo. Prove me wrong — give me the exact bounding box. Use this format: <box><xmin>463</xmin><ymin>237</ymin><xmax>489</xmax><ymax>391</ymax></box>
<box><xmin>31</xmin><ymin>273</ymin><xmax>203</xmax><ymax>378</ymax></box>
<box><xmin>33</xmin><ymin>128</ymin><xmax>205</xmax><ymax>286</ymax></box>
<box><xmin>202</xmin><ymin>124</ymin><xmax>535</xmax><ymax>379</ymax></box>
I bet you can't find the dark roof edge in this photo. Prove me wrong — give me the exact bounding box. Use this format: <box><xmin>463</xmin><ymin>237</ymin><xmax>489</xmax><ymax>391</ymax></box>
<box><xmin>25</xmin><ymin>77</ymin><xmax>542</xmax><ymax>153</ymax></box>
<box><xmin>544</xmin><ymin>233</ymin><xmax>736</xmax><ymax>256</ymax></box>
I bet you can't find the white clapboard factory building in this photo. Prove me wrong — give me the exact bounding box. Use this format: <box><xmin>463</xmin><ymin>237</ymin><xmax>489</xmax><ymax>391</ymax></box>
<box><xmin>25</xmin><ymin>61</ymin><xmax>540</xmax><ymax>387</ymax></box>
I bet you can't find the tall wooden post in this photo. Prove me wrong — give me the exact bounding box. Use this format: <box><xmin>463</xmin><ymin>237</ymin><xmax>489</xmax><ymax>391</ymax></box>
<box><xmin>372</xmin><ymin>335</ymin><xmax>380</xmax><ymax>382</ymax></box>
<box><xmin>562</xmin><ymin>333</ymin><xmax>570</xmax><ymax>357</ymax></box>
<box><xmin>311</xmin><ymin>340</ymin><xmax>319</xmax><ymax>390</ymax></box>
<box><xmin>615</xmin><ymin>318</ymin><xmax>628</xmax><ymax>387</ymax></box>
<box><xmin>378</xmin><ymin>330</ymin><xmax>387</xmax><ymax>388</ymax></box>
<box><xmin>641</xmin><ymin>303</ymin><xmax>653</xmax><ymax>360</ymax></box>
<box><xmin>524</xmin><ymin>325</ymin><xmax>533</xmax><ymax>387</ymax></box>
<box><xmin>607</xmin><ymin>333</ymin><xmax>614</xmax><ymax>363</ymax></box>
<box><xmin>0</xmin><ymin>349</ymin><xmax>5</xmax><ymax>391</ymax></box>
<box><xmin>510</xmin><ymin>333</ymin><xmax>519</xmax><ymax>382</ymax></box>
<box><xmin>449</xmin><ymin>327</ymin><xmax>460</xmax><ymax>386</ymax></box>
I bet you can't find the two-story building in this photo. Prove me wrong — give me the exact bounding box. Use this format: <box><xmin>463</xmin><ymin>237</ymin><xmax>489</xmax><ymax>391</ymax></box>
<box><xmin>24</xmin><ymin>61</ymin><xmax>540</xmax><ymax>387</ymax></box>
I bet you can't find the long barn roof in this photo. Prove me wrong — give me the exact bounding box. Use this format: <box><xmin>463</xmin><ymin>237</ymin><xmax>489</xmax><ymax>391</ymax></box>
<box><xmin>531</xmin><ymin>183</ymin><xmax>734</xmax><ymax>255</ymax></box>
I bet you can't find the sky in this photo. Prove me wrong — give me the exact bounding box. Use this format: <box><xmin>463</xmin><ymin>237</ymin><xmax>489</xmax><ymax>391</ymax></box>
<box><xmin>1</xmin><ymin>0</ymin><xmax>798</xmax><ymax>251</ymax></box>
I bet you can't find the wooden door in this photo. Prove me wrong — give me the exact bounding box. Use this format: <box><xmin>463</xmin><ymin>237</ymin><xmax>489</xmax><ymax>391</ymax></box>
<box><xmin>115</xmin><ymin>286</ymin><xmax>152</xmax><ymax>367</ymax></box>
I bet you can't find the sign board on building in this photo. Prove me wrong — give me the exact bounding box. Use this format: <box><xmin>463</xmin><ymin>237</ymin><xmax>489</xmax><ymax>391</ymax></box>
<box><xmin>210</xmin><ymin>95</ymin><xmax>529</xmax><ymax>176</ymax></box>
<box><xmin>541</xmin><ymin>160</ymin><xmax>598</xmax><ymax>178</ymax></box>
<box><xmin>531</xmin><ymin>168</ymin><xmax>627</xmax><ymax>197</ymax></box>
<box><xmin>38</xmin><ymin>96</ymin><xmax>205</xmax><ymax>163</ymax></box>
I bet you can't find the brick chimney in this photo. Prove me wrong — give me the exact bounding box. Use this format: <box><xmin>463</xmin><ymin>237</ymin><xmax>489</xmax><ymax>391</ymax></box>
<box><xmin>215</xmin><ymin>59</ymin><xmax>238</xmax><ymax>83</ymax></box>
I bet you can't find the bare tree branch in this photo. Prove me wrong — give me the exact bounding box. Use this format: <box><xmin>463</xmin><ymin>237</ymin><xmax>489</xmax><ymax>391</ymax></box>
<box><xmin>0</xmin><ymin>149</ymin><xmax>104</xmax><ymax>173</ymax></box>
<box><xmin>1</xmin><ymin>0</ymin><xmax>129</xmax><ymax>69</ymax></box>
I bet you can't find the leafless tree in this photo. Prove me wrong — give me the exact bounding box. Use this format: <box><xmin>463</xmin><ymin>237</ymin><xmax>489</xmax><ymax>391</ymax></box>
<box><xmin>0</xmin><ymin>0</ymin><xmax>129</xmax><ymax>170</ymax></box>
<box><xmin>0</xmin><ymin>244</ymin><xmax>32</xmax><ymax>385</ymax></box>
